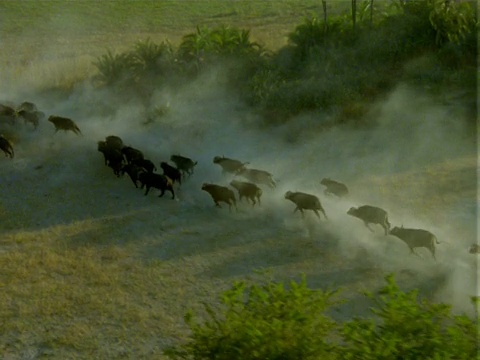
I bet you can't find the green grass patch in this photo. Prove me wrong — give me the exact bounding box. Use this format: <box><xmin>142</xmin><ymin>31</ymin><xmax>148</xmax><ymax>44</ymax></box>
<box><xmin>0</xmin><ymin>1</ymin><xmax>349</xmax><ymax>48</ymax></box>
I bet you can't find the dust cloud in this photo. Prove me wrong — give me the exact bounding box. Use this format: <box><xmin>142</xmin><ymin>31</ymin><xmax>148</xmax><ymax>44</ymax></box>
<box><xmin>0</xmin><ymin>56</ymin><xmax>477</xmax><ymax>317</ymax></box>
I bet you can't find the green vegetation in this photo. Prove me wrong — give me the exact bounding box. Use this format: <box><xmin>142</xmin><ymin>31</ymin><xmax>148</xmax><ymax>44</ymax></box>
<box><xmin>0</xmin><ymin>0</ymin><xmax>347</xmax><ymax>46</ymax></box>
<box><xmin>166</xmin><ymin>276</ymin><xmax>339</xmax><ymax>360</ymax></box>
<box><xmin>1</xmin><ymin>1</ymin><xmax>475</xmax><ymax>125</ymax></box>
<box><xmin>86</xmin><ymin>0</ymin><xmax>476</xmax><ymax>125</ymax></box>
<box><xmin>166</xmin><ymin>274</ymin><xmax>478</xmax><ymax>359</ymax></box>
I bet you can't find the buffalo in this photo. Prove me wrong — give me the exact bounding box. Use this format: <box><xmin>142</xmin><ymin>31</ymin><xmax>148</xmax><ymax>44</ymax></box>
<box><xmin>0</xmin><ymin>135</ymin><xmax>14</xmax><ymax>158</ymax></box>
<box><xmin>320</xmin><ymin>178</ymin><xmax>349</xmax><ymax>197</ymax></box>
<box><xmin>98</xmin><ymin>141</ymin><xmax>123</xmax><ymax>164</ymax></box>
<box><xmin>213</xmin><ymin>156</ymin><xmax>248</xmax><ymax>175</ymax></box>
<box><xmin>0</xmin><ymin>104</ymin><xmax>16</xmax><ymax>126</ymax></box>
<box><xmin>284</xmin><ymin>191</ymin><xmax>327</xmax><ymax>220</ymax></box>
<box><xmin>107</xmin><ymin>151</ymin><xmax>125</xmax><ymax>176</ymax></box>
<box><xmin>48</xmin><ymin>115</ymin><xmax>82</xmax><ymax>135</ymax></box>
<box><xmin>389</xmin><ymin>226</ymin><xmax>439</xmax><ymax>260</ymax></box>
<box><xmin>160</xmin><ymin>161</ymin><xmax>182</xmax><ymax>185</ymax></box>
<box><xmin>138</xmin><ymin>171</ymin><xmax>175</xmax><ymax>199</ymax></box>
<box><xmin>16</xmin><ymin>102</ymin><xmax>45</xmax><ymax>129</ymax></box>
<box><xmin>236</xmin><ymin>167</ymin><xmax>276</xmax><ymax>189</ymax></box>
<box><xmin>97</xmin><ymin>141</ymin><xmax>124</xmax><ymax>176</ymax></box>
<box><xmin>121</xmin><ymin>146</ymin><xmax>144</xmax><ymax>164</ymax></box>
<box><xmin>468</xmin><ymin>244</ymin><xmax>480</xmax><ymax>254</ymax></box>
<box><xmin>120</xmin><ymin>163</ymin><xmax>143</xmax><ymax>188</ymax></box>
<box><xmin>201</xmin><ymin>183</ymin><xmax>237</xmax><ymax>211</ymax></box>
<box><xmin>17</xmin><ymin>109</ymin><xmax>43</xmax><ymax>130</ymax></box>
<box><xmin>105</xmin><ymin>135</ymin><xmax>124</xmax><ymax>150</ymax></box>
<box><xmin>347</xmin><ymin>205</ymin><xmax>390</xmax><ymax>235</ymax></box>
<box><xmin>170</xmin><ymin>154</ymin><xmax>197</xmax><ymax>177</ymax></box>
<box><xmin>230</xmin><ymin>180</ymin><xmax>263</xmax><ymax>206</ymax></box>
<box><xmin>133</xmin><ymin>158</ymin><xmax>156</xmax><ymax>173</ymax></box>
<box><xmin>17</xmin><ymin>101</ymin><xmax>37</xmax><ymax>112</ymax></box>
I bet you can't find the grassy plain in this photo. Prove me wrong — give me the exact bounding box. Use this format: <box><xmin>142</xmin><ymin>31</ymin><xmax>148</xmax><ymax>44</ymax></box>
<box><xmin>0</xmin><ymin>0</ymin><xmax>352</xmax><ymax>62</ymax></box>
<box><xmin>0</xmin><ymin>0</ymin><xmax>351</xmax><ymax>91</ymax></box>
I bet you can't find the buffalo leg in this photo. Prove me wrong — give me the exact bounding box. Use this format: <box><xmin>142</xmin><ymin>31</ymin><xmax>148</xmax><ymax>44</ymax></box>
<box><xmin>320</xmin><ymin>208</ymin><xmax>328</xmax><ymax>220</ymax></box>
<box><xmin>409</xmin><ymin>248</ymin><xmax>421</xmax><ymax>258</ymax></box>
<box><xmin>382</xmin><ymin>223</ymin><xmax>389</xmax><ymax>235</ymax></box>
<box><xmin>364</xmin><ymin>222</ymin><xmax>375</xmax><ymax>232</ymax></box>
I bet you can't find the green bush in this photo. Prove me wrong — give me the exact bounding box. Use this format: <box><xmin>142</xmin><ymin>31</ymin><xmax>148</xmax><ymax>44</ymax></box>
<box><xmin>130</xmin><ymin>38</ymin><xmax>175</xmax><ymax>79</ymax></box>
<box><xmin>165</xmin><ymin>274</ymin><xmax>478</xmax><ymax>360</ymax></box>
<box><xmin>341</xmin><ymin>274</ymin><xmax>479</xmax><ymax>360</ymax></box>
<box><xmin>90</xmin><ymin>1</ymin><xmax>477</xmax><ymax>125</ymax></box>
<box><xmin>165</xmin><ymin>276</ymin><xmax>340</xmax><ymax>360</ymax></box>
<box><xmin>177</xmin><ymin>25</ymin><xmax>263</xmax><ymax>67</ymax></box>
<box><xmin>92</xmin><ymin>49</ymin><xmax>136</xmax><ymax>87</ymax></box>
<box><xmin>93</xmin><ymin>39</ymin><xmax>177</xmax><ymax>89</ymax></box>
<box><xmin>427</xmin><ymin>0</ymin><xmax>476</xmax><ymax>46</ymax></box>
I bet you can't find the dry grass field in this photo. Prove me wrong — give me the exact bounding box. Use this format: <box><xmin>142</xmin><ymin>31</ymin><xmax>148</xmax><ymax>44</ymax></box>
<box><xmin>0</xmin><ymin>2</ymin><xmax>477</xmax><ymax>359</ymax></box>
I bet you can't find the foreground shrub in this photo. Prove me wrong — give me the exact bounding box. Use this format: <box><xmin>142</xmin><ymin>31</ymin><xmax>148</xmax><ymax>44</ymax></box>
<box><xmin>165</xmin><ymin>274</ymin><xmax>478</xmax><ymax>360</ymax></box>
<box><xmin>341</xmin><ymin>274</ymin><xmax>479</xmax><ymax>359</ymax></box>
<box><xmin>165</xmin><ymin>276</ymin><xmax>340</xmax><ymax>360</ymax></box>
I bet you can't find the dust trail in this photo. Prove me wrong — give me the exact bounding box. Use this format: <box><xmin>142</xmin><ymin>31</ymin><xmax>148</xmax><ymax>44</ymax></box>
<box><xmin>0</xmin><ymin>60</ymin><xmax>477</xmax><ymax>316</ymax></box>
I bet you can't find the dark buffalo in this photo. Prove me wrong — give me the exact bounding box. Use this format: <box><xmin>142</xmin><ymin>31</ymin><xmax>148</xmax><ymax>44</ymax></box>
<box><xmin>201</xmin><ymin>183</ymin><xmax>237</xmax><ymax>211</ymax></box>
<box><xmin>230</xmin><ymin>180</ymin><xmax>262</xmax><ymax>206</ymax></box>
<box><xmin>160</xmin><ymin>161</ymin><xmax>182</xmax><ymax>185</ymax></box>
<box><xmin>0</xmin><ymin>104</ymin><xmax>17</xmax><ymax>126</ymax></box>
<box><xmin>120</xmin><ymin>163</ymin><xmax>143</xmax><ymax>188</ymax></box>
<box><xmin>347</xmin><ymin>205</ymin><xmax>390</xmax><ymax>235</ymax></box>
<box><xmin>17</xmin><ymin>109</ymin><xmax>43</xmax><ymax>130</ymax></box>
<box><xmin>213</xmin><ymin>156</ymin><xmax>248</xmax><ymax>175</ymax></box>
<box><xmin>389</xmin><ymin>226</ymin><xmax>439</xmax><ymax>260</ymax></box>
<box><xmin>17</xmin><ymin>101</ymin><xmax>37</xmax><ymax>112</ymax></box>
<box><xmin>48</xmin><ymin>115</ymin><xmax>82</xmax><ymax>135</ymax></box>
<box><xmin>138</xmin><ymin>171</ymin><xmax>175</xmax><ymax>199</ymax></box>
<box><xmin>133</xmin><ymin>158</ymin><xmax>156</xmax><ymax>173</ymax></box>
<box><xmin>236</xmin><ymin>167</ymin><xmax>276</xmax><ymax>189</ymax></box>
<box><xmin>170</xmin><ymin>154</ymin><xmax>197</xmax><ymax>177</ymax></box>
<box><xmin>105</xmin><ymin>135</ymin><xmax>124</xmax><ymax>150</ymax></box>
<box><xmin>284</xmin><ymin>191</ymin><xmax>327</xmax><ymax>220</ymax></box>
<box><xmin>98</xmin><ymin>141</ymin><xmax>123</xmax><ymax>165</ymax></box>
<box><xmin>468</xmin><ymin>244</ymin><xmax>480</xmax><ymax>254</ymax></box>
<box><xmin>320</xmin><ymin>178</ymin><xmax>349</xmax><ymax>197</ymax></box>
<box><xmin>0</xmin><ymin>135</ymin><xmax>14</xmax><ymax>158</ymax></box>
<box><xmin>97</xmin><ymin>141</ymin><xmax>124</xmax><ymax>176</ymax></box>
<box><xmin>121</xmin><ymin>146</ymin><xmax>144</xmax><ymax>164</ymax></box>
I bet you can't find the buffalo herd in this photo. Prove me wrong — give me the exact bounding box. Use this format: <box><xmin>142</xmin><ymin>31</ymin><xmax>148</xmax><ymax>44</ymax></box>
<box><xmin>1</xmin><ymin>100</ymin><xmax>475</xmax><ymax>261</ymax></box>
<box><xmin>93</xmin><ymin>133</ymin><xmax>451</xmax><ymax>261</ymax></box>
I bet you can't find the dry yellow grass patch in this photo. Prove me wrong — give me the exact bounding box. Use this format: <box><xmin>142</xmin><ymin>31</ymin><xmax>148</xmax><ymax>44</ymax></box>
<box><xmin>0</xmin><ymin>220</ymin><xmax>212</xmax><ymax>358</ymax></box>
